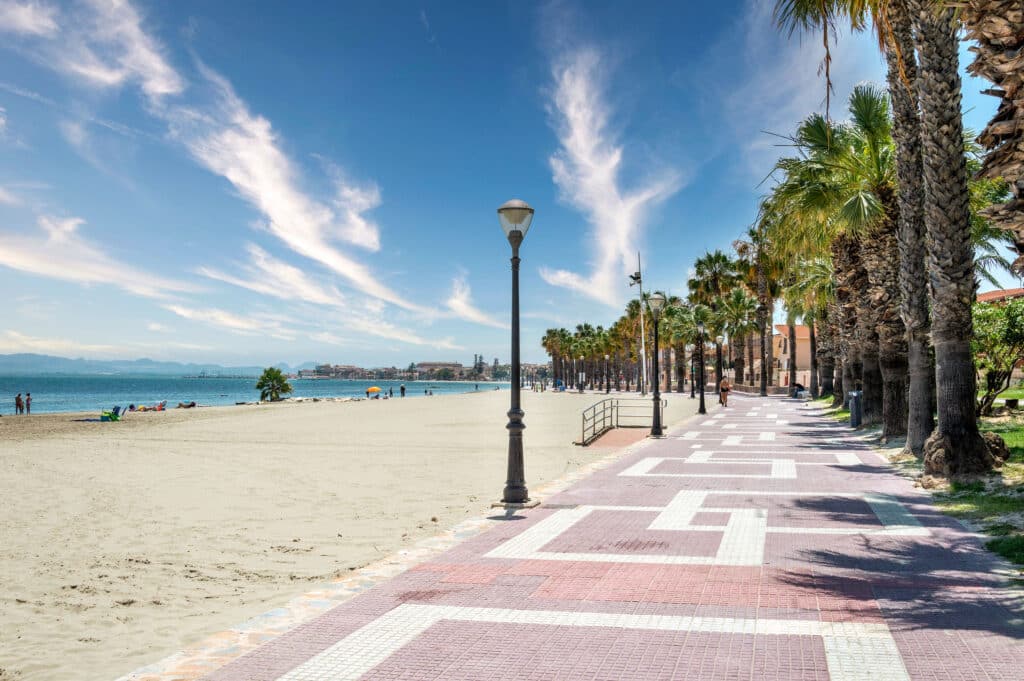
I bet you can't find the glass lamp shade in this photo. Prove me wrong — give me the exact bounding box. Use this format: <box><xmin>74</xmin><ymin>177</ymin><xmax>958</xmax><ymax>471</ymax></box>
<box><xmin>604</xmin><ymin>354</ymin><xmax>610</xmax><ymax>360</ymax></box>
<box><xmin>497</xmin><ymin>199</ymin><xmax>534</xmax><ymax>238</ymax></box>
<box><xmin>649</xmin><ymin>292</ymin><xmax>666</xmax><ymax>316</ymax></box>
<box><xmin>697</xmin><ymin>321</ymin><xmax>705</xmax><ymax>335</ymax></box>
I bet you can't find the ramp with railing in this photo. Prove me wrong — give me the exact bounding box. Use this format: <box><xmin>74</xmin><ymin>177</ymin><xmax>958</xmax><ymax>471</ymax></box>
<box><xmin>576</xmin><ymin>396</ymin><xmax>666</xmax><ymax>446</ymax></box>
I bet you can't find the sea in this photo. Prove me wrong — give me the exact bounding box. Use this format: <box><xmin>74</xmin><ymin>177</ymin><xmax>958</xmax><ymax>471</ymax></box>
<box><xmin>0</xmin><ymin>375</ymin><xmax>509</xmax><ymax>415</ymax></box>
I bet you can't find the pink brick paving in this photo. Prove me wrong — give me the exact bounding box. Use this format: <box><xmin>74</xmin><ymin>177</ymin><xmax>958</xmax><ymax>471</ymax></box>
<box><xmin>133</xmin><ymin>395</ymin><xmax>1023</xmax><ymax>680</ymax></box>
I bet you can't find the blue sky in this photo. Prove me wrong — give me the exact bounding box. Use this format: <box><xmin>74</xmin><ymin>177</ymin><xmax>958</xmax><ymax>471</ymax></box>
<box><xmin>0</xmin><ymin>0</ymin><xmax>1015</xmax><ymax>367</ymax></box>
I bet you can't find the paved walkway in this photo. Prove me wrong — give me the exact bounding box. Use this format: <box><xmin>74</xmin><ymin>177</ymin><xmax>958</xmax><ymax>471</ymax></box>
<box><xmin>180</xmin><ymin>395</ymin><xmax>1023</xmax><ymax>679</ymax></box>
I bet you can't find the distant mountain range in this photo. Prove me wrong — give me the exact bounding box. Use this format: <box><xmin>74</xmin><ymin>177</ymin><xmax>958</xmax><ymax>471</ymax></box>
<box><xmin>0</xmin><ymin>354</ymin><xmax>317</xmax><ymax>376</ymax></box>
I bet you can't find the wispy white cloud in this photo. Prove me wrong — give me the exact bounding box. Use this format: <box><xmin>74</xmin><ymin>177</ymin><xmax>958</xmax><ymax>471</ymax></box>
<box><xmin>539</xmin><ymin>48</ymin><xmax>683</xmax><ymax>307</ymax></box>
<box><xmin>0</xmin><ymin>0</ymin><xmax>430</xmax><ymax>315</ymax></box>
<box><xmin>0</xmin><ymin>185</ymin><xmax>18</xmax><ymax>205</ymax></box>
<box><xmin>419</xmin><ymin>9</ymin><xmax>438</xmax><ymax>46</ymax></box>
<box><xmin>446</xmin><ymin>273</ymin><xmax>508</xmax><ymax>329</ymax></box>
<box><xmin>146</xmin><ymin>321</ymin><xmax>170</xmax><ymax>332</ymax></box>
<box><xmin>0</xmin><ymin>214</ymin><xmax>196</xmax><ymax>298</ymax></box>
<box><xmin>162</xmin><ymin>64</ymin><xmax>414</xmax><ymax>309</ymax></box>
<box><xmin>0</xmin><ymin>0</ymin><xmax>57</xmax><ymax>37</ymax></box>
<box><xmin>198</xmin><ymin>243</ymin><xmax>347</xmax><ymax>307</ymax></box>
<box><xmin>0</xmin><ymin>329</ymin><xmax>119</xmax><ymax>356</ymax></box>
<box><xmin>163</xmin><ymin>303</ymin><xmax>295</xmax><ymax>340</ymax></box>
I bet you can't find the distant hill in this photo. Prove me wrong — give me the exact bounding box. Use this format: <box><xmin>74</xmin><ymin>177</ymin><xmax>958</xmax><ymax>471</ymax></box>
<box><xmin>0</xmin><ymin>354</ymin><xmax>310</xmax><ymax>376</ymax></box>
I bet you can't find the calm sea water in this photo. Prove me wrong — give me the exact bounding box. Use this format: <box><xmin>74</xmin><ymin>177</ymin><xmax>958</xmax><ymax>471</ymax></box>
<box><xmin>0</xmin><ymin>375</ymin><xmax>509</xmax><ymax>415</ymax></box>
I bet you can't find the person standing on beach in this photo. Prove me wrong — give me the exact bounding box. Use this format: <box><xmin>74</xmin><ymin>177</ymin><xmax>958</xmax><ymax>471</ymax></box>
<box><xmin>25</xmin><ymin>393</ymin><xmax>31</xmax><ymax>414</ymax></box>
<box><xmin>15</xmin><ymin>393</ymin><xmax>23</xmax><ymax>415</ymax></box>
<box><xmin>389</xmin><ymin>387</ymin><xmax>393</xmax><ymax>398</ymax></box>
<box><xmin>400</xmin><ymin>384</ymin><xmax>405</xmax><ymax>397</ymax></box>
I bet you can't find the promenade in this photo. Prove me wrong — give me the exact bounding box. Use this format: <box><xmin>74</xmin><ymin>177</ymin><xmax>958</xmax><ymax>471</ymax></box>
<box><xmin>145</xmin><ymin>394</ymin><xmax>1023</xmax><ymax>680</ymax></box>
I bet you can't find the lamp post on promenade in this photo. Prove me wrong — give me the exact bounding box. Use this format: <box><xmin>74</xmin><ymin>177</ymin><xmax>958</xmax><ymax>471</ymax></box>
<box><xmin>649</xmin><ymin>292</ymin><xmax>666</xmax><ymax>437</ymax></box>
<box><xmin>697</xmin><ymin>321</ymin><xmax>707</xmax><ymax>415</ymax></box>
<box><xmin>688</xmin><ymin>344</ymin><xmax>696</xmax><ymax>399</ymax></box>
<box><xmin>604</xmin><ymin>354</ymin><xmax>610</xmax><ymax>394</ymax></box>
<box><xmin>497</xmin><ymin>199</ymin><xmax>533</xmax><ymax>505</ymax></box>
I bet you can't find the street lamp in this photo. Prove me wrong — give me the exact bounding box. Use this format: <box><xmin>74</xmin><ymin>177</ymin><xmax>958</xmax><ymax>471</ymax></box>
<box><xmin>716</xmin><ymin>335</ymin><xmax>724</xmax><ymax>394</ymax></box>
<box><xmin>498</xmin><ymin>199</ymin><xmax>534</xmax><ymax>505</ymax></box>
<box><xmin>697</xmin><ymin>320</ymin><xmax>707</xmax><ymax>415</ymax></box>
<box><xmin>687</xmin><ymin>344</ymin><xmax>695</xmax><ymax>399</ymax></box>
<box><xmin>579</xmin><ymin>355</ymin><xmax>585</xmax><ymax>392</ymax></box>
<box><xmin>604</xmin><ymin>354</ymin><xmax>610</xmax><ymax>394</ymax></box>
<box><xmin>649</xmin><ymin>292</ymin><xmax>666</xmax><ymax>436</ymax></box>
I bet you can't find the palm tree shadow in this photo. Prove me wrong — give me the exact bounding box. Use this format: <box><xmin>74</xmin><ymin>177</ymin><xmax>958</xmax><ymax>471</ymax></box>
<box><xmin>778</xmin><ymin>495</ymin><xmax>1024</xmax><ymax>638</ymax></box>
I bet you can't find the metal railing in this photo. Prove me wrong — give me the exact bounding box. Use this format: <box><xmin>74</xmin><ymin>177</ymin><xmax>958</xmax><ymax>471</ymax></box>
<box><xmin>577</xmin><ymin>397</ymin><xmax>666</xmax><ymax>446</ymax></box>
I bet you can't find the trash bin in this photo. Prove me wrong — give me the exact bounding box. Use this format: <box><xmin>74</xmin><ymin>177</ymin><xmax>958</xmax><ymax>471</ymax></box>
<box><xmin>848</xmin><ymin>390</ymin><xmax>863</xmax><ymax>427</ymax></box>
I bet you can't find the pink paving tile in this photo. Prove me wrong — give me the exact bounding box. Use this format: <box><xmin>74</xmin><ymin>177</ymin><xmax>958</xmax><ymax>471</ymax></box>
<box><xmin>651</xmin><ymin>459</ymin><xmax>774</xmax><ymax>476</ymax></box>
<box><xmin>360</xmin><ymin>620</ymin><xmax>831</xmax><ymax>681</ymax></box>
<box><xmin>538</xmin><ymin>509</ymin><xmax>723</xmax><ymax>557</ymax></box>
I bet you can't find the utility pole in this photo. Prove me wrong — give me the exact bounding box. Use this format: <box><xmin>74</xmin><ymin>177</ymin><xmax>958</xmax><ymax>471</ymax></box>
<box><xmin>628</xmin><ymin>252</ymin><xmax>648</xmax><ymax>396</ymax></box>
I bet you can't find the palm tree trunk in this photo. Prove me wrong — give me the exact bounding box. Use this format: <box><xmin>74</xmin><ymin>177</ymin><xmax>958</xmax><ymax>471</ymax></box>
<box><xmin>734</xmin><ymin>335</ymin><xmax>746</xmax><ymax>387</ymax></box>
<box><xmin>674</xmin><ymin>341</ymin><xmax>686</xmax><ymax>392</ymax></box>
<box><xmin>664</xmin><ymin>346</ymin><xmax>672</xmax><ymax>392</ymax></box>
<box><xmin>862</xmin><ymin>188</ymin><xmax>909</xmax><ymax>439</ymax></box>
<box><xmin>888</xmin><ymin>0</ymin><xmax>935</xmax><ymax>456</ymax></box>
<box><xmin>758</xmin><ymin>265</ymin><xmax>769</xmax><ymax>396</ymax></box>
<box><xmin>809</xmin><ymin>319</ymin><xmax>819</xmax><ymax>398</ymax></box>
<box><xmin>911</xmin><ymin>0</ymin><xmax>1002</xmax><ymax>473</ymax></box>
<box><xmin>834</xmin><ymin>358</ymin><xmax>844</xmax><ymax>406</ymax></box>
<box><xmin>747</xmin><ymin>334</ymin><xmax>755</xmax><ymax>384</ymax></box>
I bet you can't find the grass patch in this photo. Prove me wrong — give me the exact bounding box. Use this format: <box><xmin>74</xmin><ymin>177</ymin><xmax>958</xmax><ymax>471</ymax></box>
<box><xmin>935</xmin><ymin>492</ymin><xmax>1024</xmax><ymax>521</ymax></box>
<box><xmin>986</xmin><ymin>536</ymin><xmax>1024</xmax><ymax>565</ymax></box>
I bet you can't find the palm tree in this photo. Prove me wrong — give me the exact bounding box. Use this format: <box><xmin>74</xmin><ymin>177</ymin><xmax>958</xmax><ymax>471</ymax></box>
<box><xmin>769</xmin><ymin>87</ymin><xmax>908</xmax><ymax>435</ymax></box>
<box><xmin>256</xmin><ymin>367</ymin><xmax>293</xmax><ymax>402</ymax></box>
<box><xmin>719</xmin><ymin>287</ymin><xmax>758</xmax><ymax>386</ymax></box>
<box><xmin>773</xmin><ymin>0</ymin><xmax>933</xmax><ymax>454</ymax></box>
<box><xmin>911</xmin><ymin>0</ymin><xmax>1005</xmax><ymax>472</ymax></box>
<box><xmin>688</xmin><ymin>250</ymin><xmax>740</xmax><ymax>393</ymax></box>
<box><xmin>960</xmin><ymin>0</ymin><xmax>1024</xmax><ymax>276</ymax></box>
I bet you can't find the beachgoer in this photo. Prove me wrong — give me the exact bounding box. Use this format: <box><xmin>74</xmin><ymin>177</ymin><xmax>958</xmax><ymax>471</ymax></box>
<box><xmin>15</xmin><ymin>393</ymin><xmax>23</xmax><ymax>415</ymax></box>
<box><xmin>25</xmin><ymin>393</ymin><xmax>31</xmax><ymax>414</ymax></box>
<box><xmin>475</xmin><ymin>383</ymin><xmax>479</xmax><ymax>391</ymax></box>
<box><xmin>366</xmin><ymin>390</ymin><xmax>370</xmax><ymax>398</ymax></box>
<box><xmin>400</xmin><ymin>384</ymin><xmax>406</xmax><ymax>397</ymax></box>
<box><xmin>389</xmin><ymin>387</ymin><xmax>394</xmax><ymax>398</ymax></box>
<box><xmin>720</xmin><ymin>377</ymin><xmax>732</xmax><ymax>407</ymax></box>
<box><xmin>425</xmin><ymin>389</ymin><xmax>428</xmax><ymax>395</ymax></box>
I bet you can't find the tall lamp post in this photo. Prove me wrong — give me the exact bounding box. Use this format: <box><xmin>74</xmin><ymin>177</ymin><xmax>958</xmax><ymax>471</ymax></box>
<box><xmin>649</xmin><ymin>292</ymin><xmax>666</xmax><ymax>436</ymax></box>
<box><xmin>687</xmin><ymin>344</ymin><xmax>696</xmax><ymax>399</ymax></box>
<box><xmin>498</xmin><ymin>199</ymin><xmax>534</xmax><ymax>505</ymax></box>
<box><xmin>604</xmin><ymin>354</ymin><xmax>610</xmax><ymax>394</ymax></box>
<box><xmin>579</xmin><ymin>355</ymin><xmax>585</xmax><ymax>392</ymax></box>
<box><xmin>697</xmin><ymin>321</ymin><xmax>707</xmax><ymax>415</ymax></box>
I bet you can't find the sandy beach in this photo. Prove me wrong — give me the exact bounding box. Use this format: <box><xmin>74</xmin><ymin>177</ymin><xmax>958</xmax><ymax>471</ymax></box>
<box><xmin>0</xmin><ymin>389</ymin><xmax>698</xmax><ymax>681</ymax></box>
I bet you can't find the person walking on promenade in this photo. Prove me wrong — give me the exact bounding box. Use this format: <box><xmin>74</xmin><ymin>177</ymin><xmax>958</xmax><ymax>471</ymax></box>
<box><xmin>15</xmin><ymin>393</ymin><xmax>23</xmax><ymax>415</ymax></box>
<box><xmin>25</xmin><ymin>393</ymin><xmax>31</xmax><ymax>414</ymax></box>
<box><xmin>720</xmin><ymin>377</ymin><xmax>731</xmax><ymax>407</ymax></box>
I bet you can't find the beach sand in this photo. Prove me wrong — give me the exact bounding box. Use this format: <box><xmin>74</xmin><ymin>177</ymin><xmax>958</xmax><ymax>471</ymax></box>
<box><xmin>0</xmin><ymin>389</ymin><xmax>699</xmax><ymax>680</ymax></box>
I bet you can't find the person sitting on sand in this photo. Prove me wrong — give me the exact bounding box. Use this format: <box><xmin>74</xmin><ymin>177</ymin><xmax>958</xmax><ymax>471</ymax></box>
<box><xmin>720</xmin><ymin>377</ymin><xmax>732</xmax><ymax>407</ymax></box>
<box><xmin>176</xmin><ymin>401</ymin><xmax>197</xmax><ymax>409</ymax></box>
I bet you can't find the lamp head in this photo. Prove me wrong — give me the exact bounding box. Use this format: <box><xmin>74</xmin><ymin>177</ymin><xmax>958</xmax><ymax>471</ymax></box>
<box><xmin>497</xmin><ymin>199</ymin><xmax>534</xmax><ymax>241</ymax></box>
<box><xmin>649</xmin><ymin>292</ymin><xmax>666</xmax><ymax>317</ymax></box>
<box><xmin>697</xmin><ymin>321</ymin><xmax>705</xmax><ymax>334</ymax></box>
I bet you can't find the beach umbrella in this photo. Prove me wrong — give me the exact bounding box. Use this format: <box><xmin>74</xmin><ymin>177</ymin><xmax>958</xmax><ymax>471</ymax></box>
<box><xmin>367</xmin><ymin>386</ymin><xmax>382</xmax><ymax>393</ymax></box>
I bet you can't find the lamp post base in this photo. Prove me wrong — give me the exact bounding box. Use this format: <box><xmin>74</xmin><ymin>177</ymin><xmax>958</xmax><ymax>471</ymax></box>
<box><xmin>491</xmin><ymin>500</ymin><xmax>541</xmax><ymax>509</ymax></box>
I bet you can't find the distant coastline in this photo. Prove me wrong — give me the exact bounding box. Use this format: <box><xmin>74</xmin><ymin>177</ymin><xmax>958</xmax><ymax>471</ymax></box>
<box><xmin>0</xmin><ymin>374</ymin><xmax>510</xmax><ymax>416</ymax></box>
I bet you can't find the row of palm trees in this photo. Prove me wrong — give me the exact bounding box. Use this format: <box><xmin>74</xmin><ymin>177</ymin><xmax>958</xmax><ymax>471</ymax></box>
<box><xmin>542</xmin><ymin>1</ymin><xmax>1021</xmax><ymax>477</ymax></box>
<box><xmin>763</xmin><ymin>0</ymin><xmax>1022</xmax><ymax>475</ymax></box>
